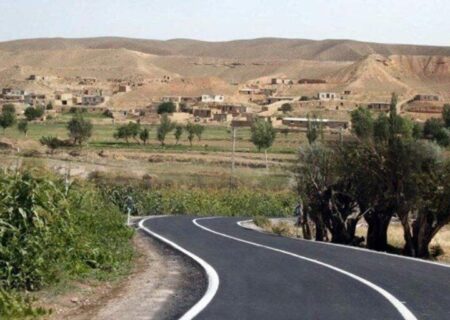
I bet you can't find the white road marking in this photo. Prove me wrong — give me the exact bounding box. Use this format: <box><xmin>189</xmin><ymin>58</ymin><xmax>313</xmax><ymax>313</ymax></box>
<box><xmin>237</xmin><ymin>219</ymin><xmax>450</xmax><ymax>269</ymax></box>
<box><xmin>139</xmin><ymin>217</ymin><xmax>219</xmax><ymax>320</ymax></box>
<box><xmin>194</xmin><ymin>217</ymin><xmax>417</xmax><ymax>320</ymax></box>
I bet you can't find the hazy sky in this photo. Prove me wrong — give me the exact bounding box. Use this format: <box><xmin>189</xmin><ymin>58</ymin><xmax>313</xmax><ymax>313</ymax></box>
<box><xmin>0</xmin><ymin>0</ymin><xmax>449</xmax><ymax>45</ymax></box>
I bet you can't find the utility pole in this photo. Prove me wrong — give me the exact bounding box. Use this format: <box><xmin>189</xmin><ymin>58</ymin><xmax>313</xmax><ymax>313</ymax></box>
<box><xmin>230</xmin><ymin>126</ymin><xmax>237</xmax><ymax>188</ymax></box>
<box><xmin>232</xmin><ymin>127</ymin><xmax>236</xmax><ymax>173</ymax></box>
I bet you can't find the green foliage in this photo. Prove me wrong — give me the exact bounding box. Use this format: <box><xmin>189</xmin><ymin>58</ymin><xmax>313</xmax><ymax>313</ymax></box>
<box><xmin>174</xmin><ymin>125</ymin><xmax>183</xmax><ymax>144</ymax></box>
<box><xmin>157</xmin><ymin>102</ymin><xmax>176</xmax><ymax>115</ymax></box>
<box><xmin>46</xmin><ymin>102</ymin><xmax>53</xmax><ymax>110</ymax></box>
<box><xmin>185</xmin><ymin>122</ymin><xmax>196</xmax><ymax>146</ymax></box>
<box><xmin>114</xmin><ymin>122</ymin><xmax>141</xmax><ymax>144</ymax></box>
<box><xmin>193</xmin><ymin>124</ymin><xmax>205</xmax><ymax>141</ymax></box>
<box><xmin>423</xmin><ymin>118</ymin><xmax>449</xmax><ymax>146</ymax></box>
<box><xmin>306</xmin><ymin>115</ymin><xmax>322</xmax><ymax>145</ymax></box>
<box><xmin>280</xmin><ymin>103</ymin><xmax>292</xmax><ymax>113</ymax></box>
<box><xmin>101</xmin><ymin>184</ymin><xmax>295</xmax><ymax>217</ymax></box>
<box><xmin>139</xmin><ymin>128</ymin><xmax>150</xmax><ymax>145</ymax></box>
<box><xmin>39</xmin><ymin>136</ymin><xmax>62</xmax><ymax>153</ymax></box>
<box><xmin>412</xmin><ymin>122</ymin><xmax>423</xmax><ymax>140</ymax></box>
<box><xmin>0</xmin><ymin>171</ymin><xmax>134</xmax><ymax>317</ymax></box>
<box><xmin>24</xmin><ymin>107</ymin><xmax>44</xmax><ymax>121</ymax></box>
<box><xmin>17</xmin><ymin>120</ymin><xmax>28</xmax><ymax>136</ymax></box>
<box><xmin>442</xmin><ymin>104</ymin><xmax>450</xmax><ymax>128</ymax></box>
<box><xmin>67</xmin><ymin>113</ymin><xmax>93</xmax><ymax>145</ymax></box>
<box><xmin>157</xmin><ymin>114</ymin><xmax>175</xmax><ymax>146</ymax></box>
<box><xmin>351</xmin><ymin>107</ymin><xmax>373</xmax><ymax>139</ymax></box>
<box><xmin>0</xmin><ymin>104</ymin><xmax>17</xmax><ymax>131</ymax></box>
<box><xmin>373</xmin><ymin>113</ymin><xmax>390</xmax><ymax>143</ymax></box>
<box><xmin>0</xmin><ymin>288</ymin><xmax>49</xmax><ymax>319</ymax></box>
<box><xmin>250</xmin><ymin>119</ymin><xmax>276</xmax><ymax>151</ymax></box>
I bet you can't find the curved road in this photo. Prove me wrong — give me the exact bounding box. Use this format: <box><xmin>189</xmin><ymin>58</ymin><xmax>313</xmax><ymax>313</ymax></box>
<box><xmin>140</xmin><ymin>216</ymin><xmax>450</xmax><ymax>320</ymax></box>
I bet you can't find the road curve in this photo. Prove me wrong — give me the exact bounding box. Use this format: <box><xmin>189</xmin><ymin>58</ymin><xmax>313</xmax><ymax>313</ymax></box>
<box><xmin>140</xmin><ymin>216</ymin><xmax>450</xmax><ymax>320</ymax></box>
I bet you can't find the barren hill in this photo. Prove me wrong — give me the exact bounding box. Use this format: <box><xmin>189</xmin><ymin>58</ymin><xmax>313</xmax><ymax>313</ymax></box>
<box><xmin>0</xmin><ymin>37</ymin><xmax>449</xmax><ymax>103</ymax></box>
<box><xmin>1</xmin><ymin>37</ymin><xmax>450</xmax><ymax>61</ymax></box>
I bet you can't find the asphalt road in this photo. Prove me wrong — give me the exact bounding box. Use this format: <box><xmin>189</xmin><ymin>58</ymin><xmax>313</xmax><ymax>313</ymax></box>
<box><xmin>141</xmin><ymin>216</ymin><xmax>450</xmax><ymax>320</ymax></box>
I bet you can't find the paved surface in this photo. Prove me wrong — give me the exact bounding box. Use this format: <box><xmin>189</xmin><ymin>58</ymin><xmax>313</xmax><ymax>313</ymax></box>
<box><xmin>141</xmin><ymin>216</ymin><xmax>450</xmax><ymax>320</ymax></box>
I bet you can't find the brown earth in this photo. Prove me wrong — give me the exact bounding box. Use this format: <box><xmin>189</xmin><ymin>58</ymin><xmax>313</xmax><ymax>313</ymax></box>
<box><xmin>0</xmin><ymin>37</ymin><xmax>449</xmax><ymax>103</ymax></box>
<box><xmin>37</xmin><ymin>229</ymin><xmax>205</xmax><ymax>320</ymax></box>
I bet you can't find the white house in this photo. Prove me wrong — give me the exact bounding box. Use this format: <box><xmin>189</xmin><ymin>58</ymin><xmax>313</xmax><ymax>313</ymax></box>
<box><xmin>201</xmin><ymin>95</ymin><xmax>225</xmax><ymax>103</ymax></box>
<box><xmin>318</xmin><ymin>92</ymin><xmax>338</xmax><ymax>101</ymax></box>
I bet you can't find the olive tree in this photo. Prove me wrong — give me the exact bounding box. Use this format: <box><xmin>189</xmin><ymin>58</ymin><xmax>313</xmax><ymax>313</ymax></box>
<box><xmin>250</xmin><ymin>119</ymin><xmax>276</xmax><ymax>169</ymax></box>
<box><xmin>157</xmin><ymin>114</ymin><xmax>175</xmax><ymax>146</ymax></box>
<box><xmin>67</xmin><ymin>113</ymin><xmax>93</xmax><ymax>145</ymax></box>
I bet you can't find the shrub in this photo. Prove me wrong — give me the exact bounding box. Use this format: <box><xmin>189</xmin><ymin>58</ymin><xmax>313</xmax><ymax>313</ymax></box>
<box><xmin>271</xmin><ymin>221</ymin><xmax>291</xmax><ymax>236</ymax></box>
<box><xmin>0</xmin><ymin>171</ymin><xmax>134</xmax><ymax>317</ymax></box>
<box><xmin>253</xmin><ymin>216</ymin><xmax>271</xmax><ymax>229</ymax></box>
<box><xmin>24</xmin><ymin>106</ymin><xmax>44</xmax><ymax>121</ymax></box>
<box><xmin>157</xmin><ymin>102</ymin><xmax>176</xmax><ymax>114</ymax></box>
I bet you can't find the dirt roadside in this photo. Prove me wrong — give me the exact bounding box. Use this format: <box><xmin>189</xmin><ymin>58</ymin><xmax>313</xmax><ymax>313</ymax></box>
<box><xmin>39</xmin><ymin>229</ymin><xmax>205</xmax><ymax>320</ymax></box>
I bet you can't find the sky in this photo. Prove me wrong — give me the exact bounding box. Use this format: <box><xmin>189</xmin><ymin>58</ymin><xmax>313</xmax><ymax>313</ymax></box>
<box><xmin>0</xmin><ymin>0</ymin><xmax>449</xmax><ymax>46</ymax></box>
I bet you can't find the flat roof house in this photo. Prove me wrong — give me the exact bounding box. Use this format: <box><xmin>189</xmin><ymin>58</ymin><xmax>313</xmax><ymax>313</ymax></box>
<box><xmin>201</xmin><ymin>95</ymin><xmax>225</xmax><ymax>103</ymax></box>
<box><xmin>413</xmin><ymin>94</ymin><xmax>440</xmax><ymax>102</ymax></box>
<box><xmin>367</xmin><ymin>102</ymin><xmax>391</xmax><ymax>111</ymax></box>
<box><xmin>282</xmin><ymin>117</ymin><xmax>349</xmax><ymax>129</ymax></box>
<box><xmin>318</xmin><ymin>92</ymin><xmax>338</xmax><ymax>101</ymax></box>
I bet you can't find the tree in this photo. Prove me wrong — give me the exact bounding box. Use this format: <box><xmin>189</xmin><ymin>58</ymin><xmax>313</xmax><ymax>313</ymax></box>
<box><xmin>17</xmin><ymin>120</ymin><xmax>28</xmax><ymax>136</ymax></box>
<box><xmin>174</xmin><ymin>125</ymin><xmax>183</xmax><ymax>144</ymax></box>
<box><xmin>46</xmin><ymin>102</ymin><xmax>53</xmax><ymax>110</ymax></box>
<box><xmin>139</xmin><ymin>128</ymin><xmax>150</xmax><ymax>145</ymax></box>
<box><xmin>194</xmin><ymin>124</ymin><xmax>205</xmax><ymax>141</ymax></box>
<box><xmin>373</xmin><ymin>113</ymin><xmax>390</xmax><ymax>143</ymax></box>
<box><xmin>280</xmin><ymin>103</ymin><xmax>292</xmax><ymax>114</ymax></box>
<box><xmin>250</xmin><ymin>119</ymin><xmax>276</xmax><ymax>169</ymax></box>
<box><xmin>306</xmin><ymin>115</ymin><xmax>322</xmax><ymax>145</ymax></box>
<box><xmin>0</xmin><ymin>104</ymin><xmax>16</xmax><ymax>132</ymax></box>
<box><xmin>185</xmin><ymin>122</ymin><xmax>196</xmax><ymax>147</ymax></box>
<box><xmin>67</xmin><ymin>113</ymin><xmax>93</xmax><ymax>145</ymax></box>
<box><xmin>24</xmin><ymin>106</ymin><xmax>44</xmax><ymax>121</ymax></box>
<box><xmin>423</xmin><ymin>118</ymin><xmax>449</xmax><ymax>146</ymax></box>
<box><xmin>157</xmin><ymin>102</ymin><xmax>176</xmax><ymax>115</ymax></box>
<box><xmin>39</xmin><ymin>136</ymin><xmax>61</xmax><ymax>154</ymax></box>
<box><xmin>442</xmin><ymin>104</ymin><xmax>450</xmax><ymax>128</ymax></box>
<box><xmin>114</xmin><ymin>122</ymin><xmax>141</xmax><ymax>144</ymax></box>
<box><xmin>351</xmin><ymin>107</ymin><xmax>373</xmax><ymax>140</ymax></box>
<box><xmin>157</xmin><ymin>114</ymin><xmax>175</xmax><ymax>146</ymax></box>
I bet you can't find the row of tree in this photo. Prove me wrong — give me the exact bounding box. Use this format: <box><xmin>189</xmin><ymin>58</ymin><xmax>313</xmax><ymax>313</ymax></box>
<box><xmin>295</xmin><ymin>94</ymin><xmax>450</xmax><ymax>258</ymax></box>
<box><xmin>113</xmin><ymin>114</ymin><xmax>205</xmax><ymax>147</ymax></box>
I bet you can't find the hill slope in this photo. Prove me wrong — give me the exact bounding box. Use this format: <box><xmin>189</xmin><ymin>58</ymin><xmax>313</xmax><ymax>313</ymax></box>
<box><xmin>1</xmin><ymin>37</ymin><xmax>450</xmax><ymax>61</ymax></box>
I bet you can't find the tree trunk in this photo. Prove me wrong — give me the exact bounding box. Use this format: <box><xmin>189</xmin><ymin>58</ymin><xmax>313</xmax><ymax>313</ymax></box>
<box><xmin>264</xmin><ymin>149</ymin><xmax>268</xmax><ymax>170</ymax></box>
<box><xmin>399</xmin><ymin>213</ymin><xmax>415</xmax><ymax>257</ymax></box>
<box><xmin>366</xmin><ymin>213</ymin><xmax>392</xmax><ymax>251</ymax></box>
<box><xmin>411</xmin><ymin>215</ymin><xmax>432</xmax><ymax>258</ymax></box>
<box><xmin>301</xmin><ymin>208</ymin><xmax>312</xmax><ymax>240</ymax></box>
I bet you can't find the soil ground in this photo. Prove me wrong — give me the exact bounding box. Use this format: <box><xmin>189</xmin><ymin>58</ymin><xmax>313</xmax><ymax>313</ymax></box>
<box><xmin>36</xmin><ymin>228</ymin><xmax>205</xmax><ymax>320</ymax></box>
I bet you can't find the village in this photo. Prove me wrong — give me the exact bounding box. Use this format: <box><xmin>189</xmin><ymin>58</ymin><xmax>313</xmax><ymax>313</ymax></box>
<box><xmin>1</xmin><ymin>72</ymin><xmax>447</xmax><ymax>136</ymax></box>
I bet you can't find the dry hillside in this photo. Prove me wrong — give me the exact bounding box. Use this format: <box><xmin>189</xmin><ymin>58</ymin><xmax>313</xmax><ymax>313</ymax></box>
<box><xmin>0</xmin><ymin>37</ymin><xmax>449</xmax><ymax>103</ymax></box>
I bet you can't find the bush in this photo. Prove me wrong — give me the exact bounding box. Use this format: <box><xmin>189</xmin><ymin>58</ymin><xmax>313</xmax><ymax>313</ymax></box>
<box><xmin>253</xmin><ymin>216</ymin><xmax>271</xmax><ymax>229</ymax></box>
<box><xmin>0</xmin><ymin>171</ymin><xmax>134</xmax><ymax>317</ymax></box>
<box><xmin>157</xmin><ymin>102</ymin><xmax>176</xmax><ymax>114</ymax></box>
<box><xmin>100</xmin><ymin>185</ymin><xmax>295</xmax><ymax>217</ymax></box>
<box><xmin>24</xmin><ymin>107</ymin><xmax>44</xmax><ymax>121</ymax></box>
<box><xmin>271</xmin><ymin>221</ymin><xmax>291</xmax><ymax>236</ymax></box>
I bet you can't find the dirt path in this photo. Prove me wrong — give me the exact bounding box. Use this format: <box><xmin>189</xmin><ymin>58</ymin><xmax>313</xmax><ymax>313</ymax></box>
<box><xmin>42</xmin><ymin>230</ymin><xmax>205</xmax><ymax>320</ymax></box>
